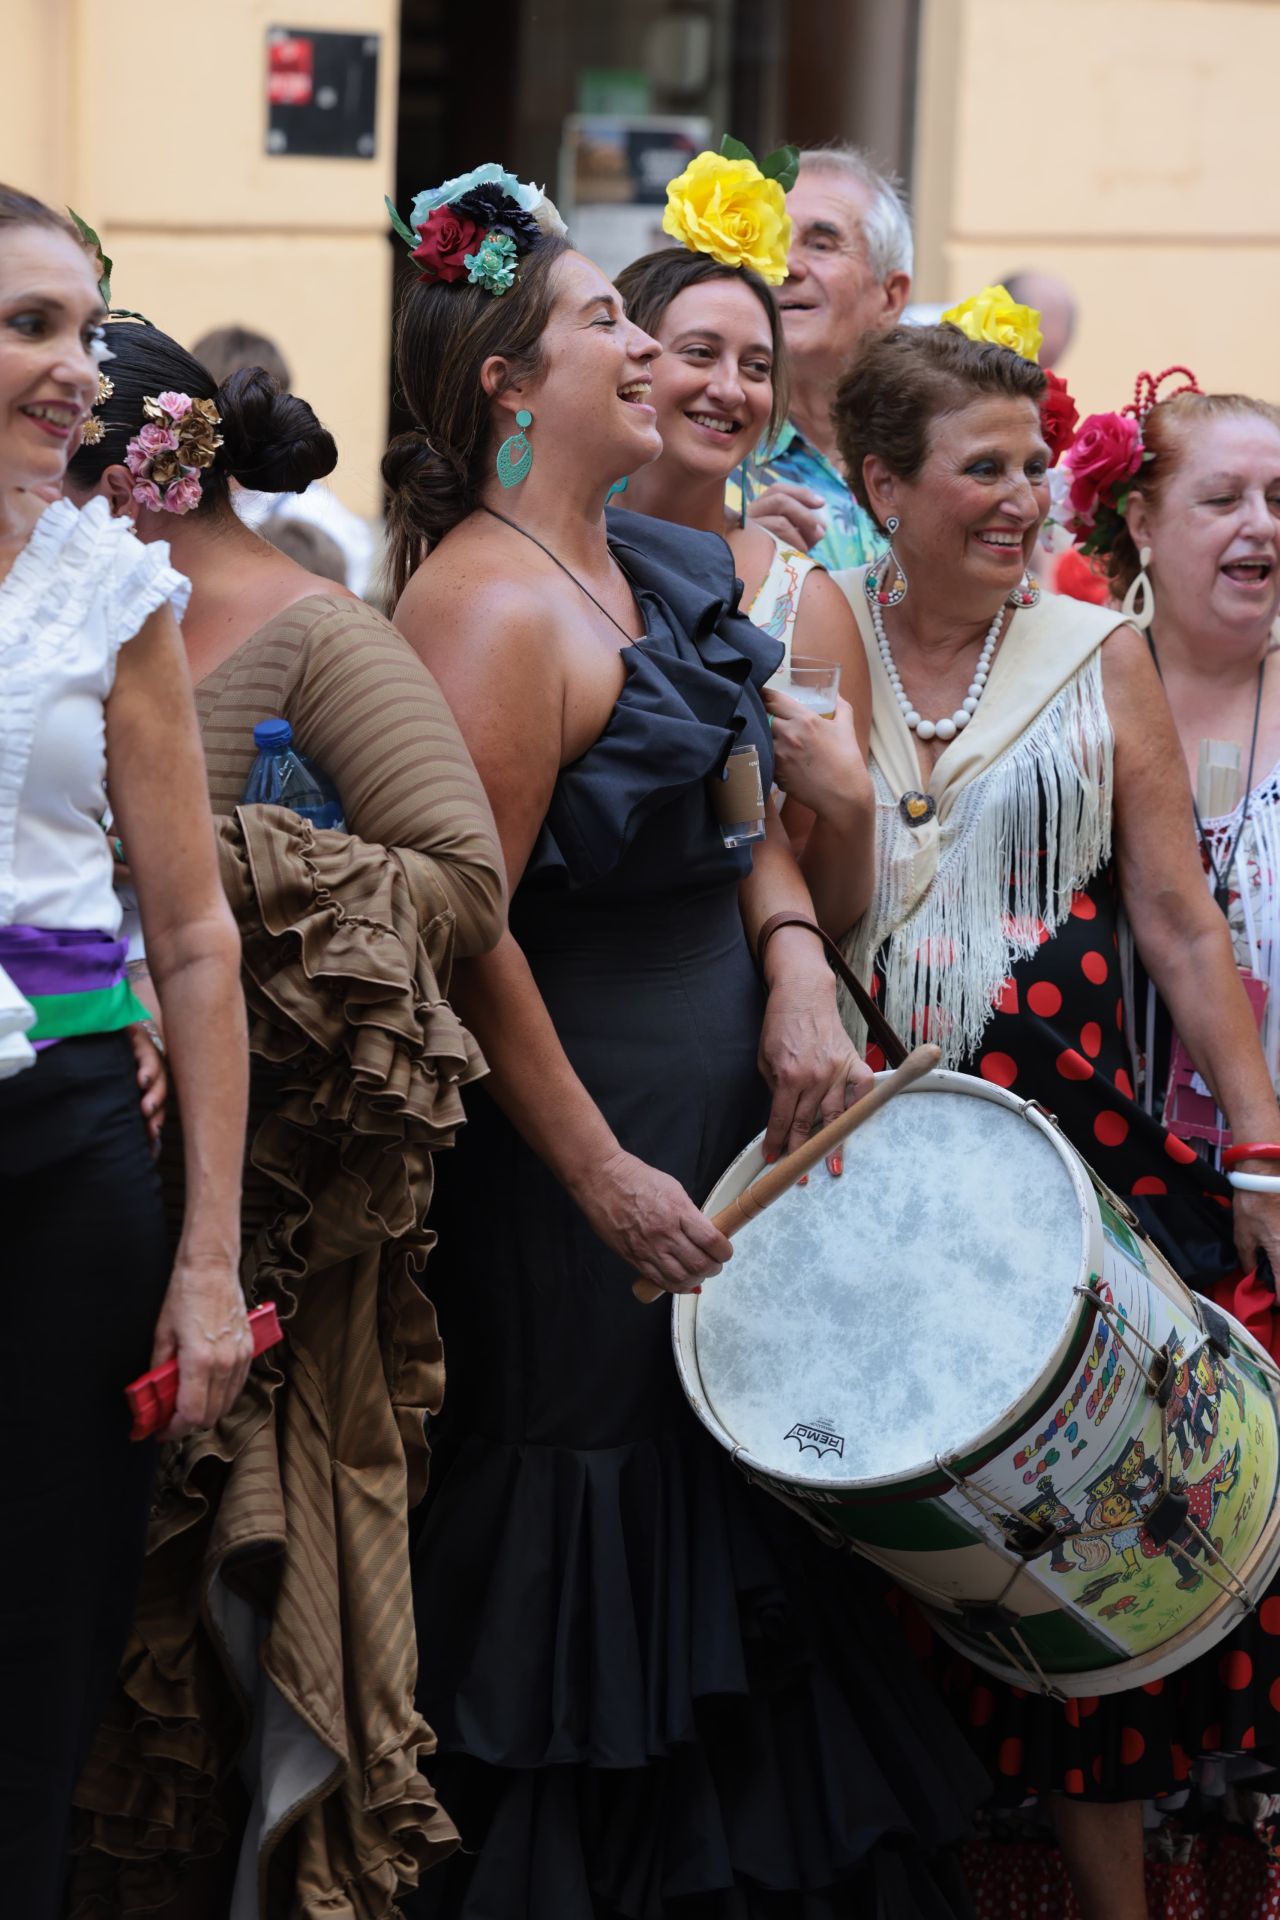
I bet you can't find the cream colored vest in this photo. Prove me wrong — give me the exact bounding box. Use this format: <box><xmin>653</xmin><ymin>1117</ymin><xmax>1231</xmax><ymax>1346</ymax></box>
<box><xmin>833</xmin><ymin>570</ymin><xmax>1130</xmax><ymax>1066</ymax></box>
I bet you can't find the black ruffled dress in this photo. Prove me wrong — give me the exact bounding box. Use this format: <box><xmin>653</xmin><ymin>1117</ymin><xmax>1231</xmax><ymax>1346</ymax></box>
<box><xmin>403</xmin><ymin>513</ymin><xmax>987</xmax><ymax>1919</ymax></box>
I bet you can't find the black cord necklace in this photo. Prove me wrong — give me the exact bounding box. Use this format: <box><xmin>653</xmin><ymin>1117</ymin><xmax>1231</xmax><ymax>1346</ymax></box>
<box><xmin>1147</xmin><ymin>633</ymin><xmax>1266</xmax><ymax>913</ymax></box>
<box><xmin>482</xmin><ymin>505</ymin><xmax>639</xmax><ymax>643</ymax></box>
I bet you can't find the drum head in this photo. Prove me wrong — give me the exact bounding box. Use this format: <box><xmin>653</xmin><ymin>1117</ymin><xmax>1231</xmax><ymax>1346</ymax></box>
<box><xmin>691</xmin><ymin>1082</ymin><xmax>1089</xmax><ymax>1486</ymax></box>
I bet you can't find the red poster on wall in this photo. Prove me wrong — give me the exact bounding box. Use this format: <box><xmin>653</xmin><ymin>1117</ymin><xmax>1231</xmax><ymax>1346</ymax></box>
<box><xmin>267</xmin><ymin>33</ymin><xmax>314</xmax><ymax>108</ymax></box>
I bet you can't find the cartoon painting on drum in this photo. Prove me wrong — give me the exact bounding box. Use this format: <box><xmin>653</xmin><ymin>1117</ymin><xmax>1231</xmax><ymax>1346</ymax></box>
<box><xmin>932</xmin><ymin>1207</ymin><xmax>1280</xmax><ymax>1674</ymax></box>
<box><xmin>1018</xmin><ymin>1476</ymin><xmax>1084</xmax><ymax>1574</ymax></box>
<box><xmin>1162</xmin><ymin>1443</ymin><xmax>1240</xmax><ymax>1586</ymax></box>
<box><xmin>983</xmin><ymin>1254</ymin><xmax>1276</xmax><ymax>1659</ymax></box>
<box><xmin>674</xmin><ymin>1072</ymin><xmax>1280</xmax><ymax>1695</ymax></box>
<box><xmin>1105</xmin><ymin>1435</ymin><xmax>1163</xmax><ymax>1510</ymax></box>
<box><xmin>1078</xmin><ymin>1441</ymin><xmax>1241</xmax><ymax>1593</ymax></box>
<box><xmin>1201</xmin><ymin>1345</ymin><xmax>1248</xmax><ymax>1422</ymax></box>
<box><xmin>1165</xmin><ymin>1340</ymin><xmax>1219</xmax><ymax>1468</ymax></box>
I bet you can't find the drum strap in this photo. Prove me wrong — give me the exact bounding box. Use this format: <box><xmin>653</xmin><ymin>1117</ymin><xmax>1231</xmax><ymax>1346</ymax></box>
<box><xmin>756</xmin><ymin>913</ymin><xmax>908</xmax><ymax>1067</ymax></box>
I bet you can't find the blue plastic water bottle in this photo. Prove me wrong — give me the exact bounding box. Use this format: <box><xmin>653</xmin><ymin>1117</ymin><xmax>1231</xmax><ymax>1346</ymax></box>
<box><xmin>242</xmin><ymin>718</ymin><xmax>346</xmax><ymax>830</ymax></box>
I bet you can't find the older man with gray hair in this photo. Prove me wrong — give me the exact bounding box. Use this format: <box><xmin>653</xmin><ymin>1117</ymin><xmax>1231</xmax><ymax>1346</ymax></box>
<box><xmin>736</xmin><ymin>145</ymin><xmax>912</xmax><ymax>571</ymax></box>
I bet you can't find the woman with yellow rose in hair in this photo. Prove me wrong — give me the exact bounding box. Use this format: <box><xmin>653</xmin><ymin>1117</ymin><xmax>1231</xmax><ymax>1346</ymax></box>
<box><xmin>619</xmin><ymin>143</ymin><xmax>875</xmax><ymax>940</ymax></box>
<box><xmin>661</xmin><ymin>140</ymin><xmax>793</xmax><ymax>284</ymax></box>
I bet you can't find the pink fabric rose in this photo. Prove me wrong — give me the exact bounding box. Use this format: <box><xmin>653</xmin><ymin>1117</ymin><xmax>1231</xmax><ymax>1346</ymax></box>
<box><xmin>124</xmin><ymin>445</ymin><xmax>150</xmax><ymax>478</ymax></box>
<box><xmin>137</xmin><ymin>423</ymin><xmax>179</xmax><ymax>454</ymax></box>
<box><xmin>154</xmin><ymin>391</ymin><xmax>193</xmax><ymax>421</ymax></box>
<box><xmin>1064</xmin><ymin>412</ymin><xmax>1142</xmax><ymax>506</ymax></box>
<box><xmin>131</xmin><ymin>480</ymin><xmax>163</xmax><ymax>512</ymax></box>
<box><xmin>162</xmin><ymin>473</ymin><xmax>203</xmax><ymax>515</ymax></box>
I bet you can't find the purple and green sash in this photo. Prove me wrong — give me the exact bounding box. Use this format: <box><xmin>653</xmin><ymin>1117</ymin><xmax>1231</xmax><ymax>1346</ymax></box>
<box><xmin>0</xmin><ymin>926</ymin><xmax>150</xmax><ymax>1046</ymax></box>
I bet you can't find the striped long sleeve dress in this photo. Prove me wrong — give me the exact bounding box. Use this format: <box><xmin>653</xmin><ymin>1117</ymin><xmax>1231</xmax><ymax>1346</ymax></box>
<box><xmin>70</xmin><ymin>593</ymin><xmax>505</xmax><ymax>1920</ymax></box>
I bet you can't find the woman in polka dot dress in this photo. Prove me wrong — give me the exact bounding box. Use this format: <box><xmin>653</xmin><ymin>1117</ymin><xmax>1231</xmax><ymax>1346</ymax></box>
<box><xmin>965</xmin><ymin>384</ymin><xmax>1280</xmax><ymax>1920</ymax></box>
<box><xmin>827</xmin><ymin>318</ymin><xmax>1280</xmax><ymax>1920</ymax></box>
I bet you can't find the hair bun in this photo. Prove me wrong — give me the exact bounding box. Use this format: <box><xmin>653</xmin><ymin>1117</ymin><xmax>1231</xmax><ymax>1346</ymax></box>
<box><xmin>215</xmin><ymin>365</ymin><xmax>337</xmax><ymax>494</ymax></box>
<box><xmin>381</xmin><ymin>430</ymin><xmax>472</xmax><ymax>573</ymax></box>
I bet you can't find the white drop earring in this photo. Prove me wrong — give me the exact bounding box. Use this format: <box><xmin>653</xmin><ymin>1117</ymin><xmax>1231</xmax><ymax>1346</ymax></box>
<box><xmin>1121</xmin><ymin>545</ymin><xmax>1155</xmax><ymax>631</ymax></box>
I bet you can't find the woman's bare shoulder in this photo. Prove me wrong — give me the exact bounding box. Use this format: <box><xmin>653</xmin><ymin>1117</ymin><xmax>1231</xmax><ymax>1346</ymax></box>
<box><xmin>1099</xmin><ymin>619</ymin><xmax>1157</xmax><ymax>694</ymax></box>
<box><xmin>396</xmin><ymin>523</ymin><xmax>559</xmax><ymax>654</ymax></box>
<box><xmin>798</xmin><ymin>563</ymin><xmax>854</xmax><ymax>618</ymax></box>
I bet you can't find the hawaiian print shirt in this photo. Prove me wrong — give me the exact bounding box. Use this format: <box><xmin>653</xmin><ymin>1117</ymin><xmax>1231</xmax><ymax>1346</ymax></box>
<box><xmin>726</xmin><ymin>418</ymin><xmax>882</xmax><ymax>574</ymax></box>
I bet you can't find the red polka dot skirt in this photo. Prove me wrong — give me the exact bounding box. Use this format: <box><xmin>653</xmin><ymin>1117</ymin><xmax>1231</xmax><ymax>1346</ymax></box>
<box><xmin>960</xmin><ymin>875</ymin><xmax>1233</xmax><ymax>1286</ymax></box>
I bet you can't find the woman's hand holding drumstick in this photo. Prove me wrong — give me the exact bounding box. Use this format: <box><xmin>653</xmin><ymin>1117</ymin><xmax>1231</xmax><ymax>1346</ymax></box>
<box><xmin>631</xmin><ymin>1043</ymin><xmax>941</xmax><ymax>1304</ymax></box>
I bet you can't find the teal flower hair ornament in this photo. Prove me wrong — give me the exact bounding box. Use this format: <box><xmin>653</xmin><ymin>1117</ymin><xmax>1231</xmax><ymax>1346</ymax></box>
<box><xmin>386</xmin><ymin>160</ymin><xmax>567</xmax><ymax>296</ymax></box>
<box><xmin>466</xmin><ymin>231</ymin><xmax>518</xmax><ymax>295</ymax></box>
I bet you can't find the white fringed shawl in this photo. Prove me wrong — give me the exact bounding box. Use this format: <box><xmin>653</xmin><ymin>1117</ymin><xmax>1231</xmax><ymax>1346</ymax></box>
<box><xmin>833</xmin><ymin>572</ymin><xmax>1131</xmax><ymax>1066</ymax></box>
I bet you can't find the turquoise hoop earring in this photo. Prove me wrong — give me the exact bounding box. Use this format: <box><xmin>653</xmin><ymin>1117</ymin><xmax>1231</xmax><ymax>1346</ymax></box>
<box><xmin>496</xmin><ymin>409</ymin><xmax>533</xmax><ymax>489</ymax></box>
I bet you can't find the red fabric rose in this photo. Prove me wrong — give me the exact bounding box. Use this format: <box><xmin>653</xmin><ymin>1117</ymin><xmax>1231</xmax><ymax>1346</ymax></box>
<box><xmin>1064</xmin><ymin>411</ymin><xmax>1143</xmax><ymax>507</ymax></box>
<box><xmin>1039</xmin><ymin>370</ymin><xmax>1078</xmax><ymax>467</ymax></box>
<box><xmin>410</xmin><ymin>205</ymin><xmax>486</xmax><ymax>283</ymax></box>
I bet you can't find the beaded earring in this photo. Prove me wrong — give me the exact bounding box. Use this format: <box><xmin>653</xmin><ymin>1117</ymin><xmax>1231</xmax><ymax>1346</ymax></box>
<box><xmin>496</xmin><ymin>408</ymin><xmax>533</xmax><ymax>489</ymax></box>
<box><xmin>864</xmin><ymin>514</ymin><xmax>908</xmax><ymax>610</ymax></box>
<box><xmin>1007</xmin><ymin>571</ymin><xmax>1042</xmax><ymax>608</ymax></box>
<box><xmin>1120</xmin><ymin>545</ymin><xmax>1155</xmax><ymax>630</ymax></box>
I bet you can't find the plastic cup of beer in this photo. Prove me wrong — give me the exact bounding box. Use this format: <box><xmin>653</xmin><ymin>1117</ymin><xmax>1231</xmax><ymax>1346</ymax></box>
<box><xmin>713</xmin><ymin>742</ymin><xmax>767</xmax><ymax>848</ymax></box>
<box><xmin>773</xmin><ymin>655</ymin><xmax>841</xmax><ymax>717</ymax></box>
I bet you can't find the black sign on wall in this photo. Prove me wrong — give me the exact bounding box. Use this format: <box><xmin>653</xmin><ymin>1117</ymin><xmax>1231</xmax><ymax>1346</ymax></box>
<box><xmin>266</xmin><ymin>28</ymin><xmax>379</xmax><ymax>158</ymax></box>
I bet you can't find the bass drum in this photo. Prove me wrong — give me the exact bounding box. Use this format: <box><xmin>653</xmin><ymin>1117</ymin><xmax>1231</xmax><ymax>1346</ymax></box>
<box><xmin>672</xmin><ymin>1068</ymin><xmax>1280</xmax><ymax>1696</ymax></box>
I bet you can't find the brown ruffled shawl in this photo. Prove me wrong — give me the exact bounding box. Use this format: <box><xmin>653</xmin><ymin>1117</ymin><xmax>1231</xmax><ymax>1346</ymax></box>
<box><xmin>69</xmin><ymin>805</ymin><xmax>485</xmax><ymax>1916</ymax></box>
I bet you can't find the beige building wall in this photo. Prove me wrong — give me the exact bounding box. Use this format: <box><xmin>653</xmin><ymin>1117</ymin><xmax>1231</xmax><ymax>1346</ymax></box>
<box><xmin>0</xmin><ymin>0</ymin><xmax>397</xmax><ymax>516</ymax></box>
<box><xmin>913</xmin><ymin>0</ymin><xmax>1280</xmax><ymax>411</ymax></box>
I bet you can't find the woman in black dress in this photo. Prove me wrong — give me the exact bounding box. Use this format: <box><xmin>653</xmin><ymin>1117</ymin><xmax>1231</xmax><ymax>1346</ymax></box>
<box><xmin>830</xmin><ymin>317</ymin><xmax>1280</xmax><ymax>1919</ymax></box>
<box><xmin>383</xmin><ymin>165</ymin><xmax>987</xmax><ymax>1916</ymax></box>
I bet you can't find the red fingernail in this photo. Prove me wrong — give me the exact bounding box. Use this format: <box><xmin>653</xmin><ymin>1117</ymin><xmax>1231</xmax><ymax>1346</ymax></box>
<box><xmin>693</xmin><ymin>1285</ymin><xmax>702</xmax><ymax>1295</ymax></box>
<box><xmin>798</xmin><ymin>1174</ymin><xmax>808</xmax><ymax>1187</ymax></box>
<box><xmin>831</xmin><ymin>1154</ymin><xmax>843</xmax><ymax>1176</ymax></box>
<box><xmin>764</xmin><ymin>1149</ymin><xmax>777</xmax><ymax>1163</ymax></box>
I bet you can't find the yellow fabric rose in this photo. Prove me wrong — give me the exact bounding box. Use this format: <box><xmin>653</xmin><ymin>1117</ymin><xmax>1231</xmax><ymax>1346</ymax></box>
<box><xmin>662</xmin><ymin>152</ymin><xmax>791</xmax><ymax>287</ymax></box>
<box><xmin>940</xmin><ymin>284</ymin><xmax>1044</xmax><ymax>363</ymax></box>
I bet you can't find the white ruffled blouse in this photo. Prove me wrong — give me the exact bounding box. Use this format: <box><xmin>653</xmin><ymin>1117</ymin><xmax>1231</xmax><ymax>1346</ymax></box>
<box><xmin>0</xmin><ymin>496</ymin><xmax>190</xmax><ymax>936</ymax></box>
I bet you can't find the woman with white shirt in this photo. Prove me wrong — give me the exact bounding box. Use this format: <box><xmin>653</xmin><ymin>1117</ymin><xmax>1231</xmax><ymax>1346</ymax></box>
<box><xmin>0</xmin><ymin>186</ymin><xmax>248</xmax><ymax>1919</ymax></box>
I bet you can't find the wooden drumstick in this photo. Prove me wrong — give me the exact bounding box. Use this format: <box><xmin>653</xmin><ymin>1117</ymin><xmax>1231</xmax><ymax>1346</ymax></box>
<box><xmin>631</xmin><ymin>1042</ymin><xmax>941</xmax><ymax>1304</ymax></box>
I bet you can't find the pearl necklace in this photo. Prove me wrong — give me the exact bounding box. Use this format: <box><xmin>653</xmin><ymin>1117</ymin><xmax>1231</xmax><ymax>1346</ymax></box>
<box><xmin>870</xmin><ymin>595</ymin><xmax>1006</xmax><ymax>743</ymax></box>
